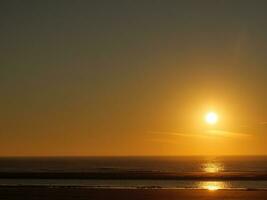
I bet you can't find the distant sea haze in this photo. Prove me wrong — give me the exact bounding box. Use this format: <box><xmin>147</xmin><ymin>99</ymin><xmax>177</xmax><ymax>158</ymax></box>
<box><xmin>0</xmin><ymin>156</ymin><xmax>266</xmax><ymax>173</ymax></box>
<box><xmin>0</xmin><ymin>156</ymin><xmax>267</xmax><ymax>189</ymax></box>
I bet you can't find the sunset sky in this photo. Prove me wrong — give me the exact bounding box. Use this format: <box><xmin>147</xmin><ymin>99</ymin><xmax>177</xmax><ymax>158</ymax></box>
<box><xmin>1</xmin><ymin>0</ymin><xmax>267</xmax><ymax>156</ymax></box>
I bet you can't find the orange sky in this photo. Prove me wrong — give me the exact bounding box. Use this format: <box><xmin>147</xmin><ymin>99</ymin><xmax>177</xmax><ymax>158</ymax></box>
<box><xmin>1</xmin><ymin>1</ymin><xmax>267</xmax><ymax>156</ymax></box>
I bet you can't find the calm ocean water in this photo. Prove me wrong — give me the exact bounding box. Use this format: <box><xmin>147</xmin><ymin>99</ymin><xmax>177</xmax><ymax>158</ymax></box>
<box><xmin>0</xmin><ymin>156</ymin><xmax>267</xmax><ymax>189</ymax></box>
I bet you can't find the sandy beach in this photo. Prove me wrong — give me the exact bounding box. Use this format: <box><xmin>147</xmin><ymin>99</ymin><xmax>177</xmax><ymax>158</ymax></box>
<box><xmin>0</xmin><ymin>187</ymin><xmax>267</xmax><ymax>200</ymax></box>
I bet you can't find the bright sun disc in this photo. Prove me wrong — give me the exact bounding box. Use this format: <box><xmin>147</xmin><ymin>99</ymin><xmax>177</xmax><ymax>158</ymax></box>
<box><xmin>205</xmin><ymin>112</ymin><xmax>218</xmax><ymax>125</ymax></box>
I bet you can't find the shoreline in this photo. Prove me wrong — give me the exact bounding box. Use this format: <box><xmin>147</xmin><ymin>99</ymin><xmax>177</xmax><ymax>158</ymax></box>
<box><xmin>0</xmin><ymin>187</ymin><xmax>267</xmax><ymax>200</ymax></box>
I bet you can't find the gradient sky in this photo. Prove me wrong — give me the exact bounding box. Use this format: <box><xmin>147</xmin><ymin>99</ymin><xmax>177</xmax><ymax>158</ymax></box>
<box><xmin>1</xmin><ymin>0</ymin><xmax>267</xmax><ymax>156</ymax></box>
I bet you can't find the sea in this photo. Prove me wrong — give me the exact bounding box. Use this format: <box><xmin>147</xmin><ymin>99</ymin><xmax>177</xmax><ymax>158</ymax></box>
<box><xmin>0</xmin><ymin>156</ymin><xmax>267</xmax><ymax>190</ymax></box>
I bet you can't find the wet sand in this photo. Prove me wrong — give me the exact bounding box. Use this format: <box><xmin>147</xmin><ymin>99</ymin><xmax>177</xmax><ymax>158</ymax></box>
<box><xmin>0</xmin><ymin>187</ymin><xmax>267</xmax><ymax>200</ymax></box>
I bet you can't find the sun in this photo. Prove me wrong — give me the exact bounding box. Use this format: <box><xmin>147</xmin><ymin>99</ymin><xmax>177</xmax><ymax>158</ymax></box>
<box><xmin>205</xmin><ymin>112</ymin><xmax>218</xmax><ymax>125</ymax></box>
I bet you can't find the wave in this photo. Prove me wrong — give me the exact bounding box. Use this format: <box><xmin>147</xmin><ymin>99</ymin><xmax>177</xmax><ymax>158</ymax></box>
<box><xmin>1</xmin><ymin>171</ymin><xmax>267</xmax><ymax>181</ymax></box>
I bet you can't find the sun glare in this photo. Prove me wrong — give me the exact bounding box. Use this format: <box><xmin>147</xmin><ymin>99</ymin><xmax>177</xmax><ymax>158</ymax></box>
<box><xmin>203</xmin><ymin>162</ymin><xmax>223</xmax><ymax>173</ymax></box>
<box><xmin>206</xmin><ymin>185</ymin><xmax>220</xmax><ymax>191</ymax></box>
<box><xmin>205</xmin><ymin>112</ymin><xmax>218</xmax><ymax>125</ymax></box>
<box><xmin>199</xmin><ymin>182</ymin><xmax>225</xmax><ymax>191</ymax></box>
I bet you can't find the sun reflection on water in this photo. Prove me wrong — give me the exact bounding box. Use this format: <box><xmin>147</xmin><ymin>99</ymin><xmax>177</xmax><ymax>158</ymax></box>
<box><xmin>199</xmin><ymin>181</ymin><xmax>227</xmax><ymax>191</ymax></box>
<box><xmin>202</xmin><ymin>160</ymin><xmax>224</xmax><ymax>173</ymax></box>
